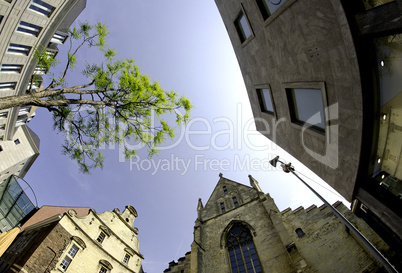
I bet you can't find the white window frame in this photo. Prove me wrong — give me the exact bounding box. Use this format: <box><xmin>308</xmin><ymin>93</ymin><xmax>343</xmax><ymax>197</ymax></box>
<box><xmin>59</xmin><ymin>244</ymin><xmax>79</xmax><ymax>271</ymax></box>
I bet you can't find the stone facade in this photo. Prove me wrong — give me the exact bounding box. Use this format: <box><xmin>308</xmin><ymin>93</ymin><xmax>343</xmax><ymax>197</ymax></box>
<box><xmin>165</xmin><ymin>174</ymin><xmax>393</xmax><ymax>273</ymax></box>
<box><xmin>0</xmin><ymin>205</ymin><xmax>144</xmax><ymax>273</ymax></box>
<box><xmin>214</xmin><ymin>0</ymin><xmax>402</xmax><ymax>252</ymax></box>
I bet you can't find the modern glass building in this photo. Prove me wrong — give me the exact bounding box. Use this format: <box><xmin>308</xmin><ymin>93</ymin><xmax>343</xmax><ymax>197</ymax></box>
<box><xmin>0</xmin><ymin>175</ymin><xmax>36</xmax><ymax>232</ymax></box>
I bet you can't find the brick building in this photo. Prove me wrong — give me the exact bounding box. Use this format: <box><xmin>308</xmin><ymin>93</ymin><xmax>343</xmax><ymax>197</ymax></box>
<box><xmin>0</xmin><ymin>205</ymin><xmax>144</xmax><ymax>273</ymax></box>
<box><xmin>164</xmin><ymin>174</ymin><xmax>396</xmax><ymax>272</ymax></box>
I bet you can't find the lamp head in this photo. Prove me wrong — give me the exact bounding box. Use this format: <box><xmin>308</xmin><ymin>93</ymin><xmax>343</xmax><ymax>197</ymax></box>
<box><xmin>269</xmin><ymin>156</ymin><xmax>280</xmax><ymax>167</ymax></box>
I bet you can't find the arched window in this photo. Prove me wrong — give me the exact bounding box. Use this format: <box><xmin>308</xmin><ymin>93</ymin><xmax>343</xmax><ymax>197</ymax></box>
<box><xmin>226</xmin><ymin>223</ymin><xmax>262</xmax><ymax>273</ymax></box>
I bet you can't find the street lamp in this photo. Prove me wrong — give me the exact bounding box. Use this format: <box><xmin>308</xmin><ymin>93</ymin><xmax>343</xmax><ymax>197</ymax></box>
<box><xmin>269</xmin><ymin>156</ymin><xmax>398</xmax><ymax>273</ymax></box>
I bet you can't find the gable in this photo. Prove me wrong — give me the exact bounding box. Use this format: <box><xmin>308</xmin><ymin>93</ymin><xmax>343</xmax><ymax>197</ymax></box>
<box><xmin>200</xmin><ymin>175</ymin><xmax>259</xmax><ymax>221</ymax></box>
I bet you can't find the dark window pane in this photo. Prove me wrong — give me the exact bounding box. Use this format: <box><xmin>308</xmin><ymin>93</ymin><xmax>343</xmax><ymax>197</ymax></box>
<box><xmin>257</xmin><ymin>88</ymin><xmax>274</xmax><ymax>115</ymax></box>
<box><xmin>286</xmin><ymin>88</ymin><xmax>325</xmax><ymax>131</ymax></box>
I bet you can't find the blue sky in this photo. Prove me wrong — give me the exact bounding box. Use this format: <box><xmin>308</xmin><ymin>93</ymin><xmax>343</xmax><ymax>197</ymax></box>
<box><xmin>24</xmin><ymin>1</ymin><xmax>348</xmax><ymax>272</ymax></box>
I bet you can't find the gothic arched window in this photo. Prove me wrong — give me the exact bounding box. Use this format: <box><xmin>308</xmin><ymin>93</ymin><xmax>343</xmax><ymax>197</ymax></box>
<box><xmin>226</xmin><ymin>223</ymin><xmax>262</xmax><ymax>273</ymax></box>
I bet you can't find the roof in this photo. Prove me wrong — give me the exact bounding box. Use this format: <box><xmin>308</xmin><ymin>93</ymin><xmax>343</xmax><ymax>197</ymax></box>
<box><xmin>21</xmin><ymin>205</ymin><xmax>90</xmax><ymax>231</ymax></box>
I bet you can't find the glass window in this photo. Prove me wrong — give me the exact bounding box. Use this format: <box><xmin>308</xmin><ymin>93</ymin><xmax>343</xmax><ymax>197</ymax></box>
<box><xmin>257</xmin><ymin>88</ymin><xmax>275</xmax><ymax>115</ymax></box>
<box><xmin>123</xmin><ymin>253</ymin><xmax>130</xmax><ymax>264</ymax></box>
<box><xmin>223</xmin><ymin>186</ymin><xmax>228</xmax><ymax>194</ymax></box>
<box><xmin>1</xmin><ymin>64</ymin><xmax>23</xmax><ymax>73</ymax></box>
<box><xmin>233</xmin><ymin>197</ymin><xmax>239</xmax><ymax>208</ymax></box>
<box><xmin>17</xmin><ymin>21</ymin><xmax>42</xmax><ymax>37</ymax></box>
<box><xmin>256</xmin><ymin>0</ymin><xmax>288</xmax><ymax>19</ymax></box>
<box><xmin>0</xmin><ymin>82</ymin><xmax>16</xmax><ymax>91</ymax></box>
<box><xmin>97</xmin><ymin>231</ymin><xmax>106</xmax><ymax>243</ymax></box>
<box><xmin>220</xmin><ymin>202</ymin><xmax>226</xmax><ymax>213</ymax></box>
<box><xmin>286</xmin><ymin>88</ymin><xmax>325</xmax><ymax>132</ymax></box>
<box><xmin>99</xmin><ymin>267</ymin><xmax>108</xmax><ymax>273</ymax></box>
<box><xmin>59</xmin><ymin>256</ymin><xmax>71</xmax><ymax>271</ymax></box>
<box><xmin>7</xmin><ymin>43</ymin><xmax>31</xmax><ymax>55</ymax></box>
<box><xmin>234</xmin><ymin>10</ymin><xmax>252</xmax><ymax>43</ymax></box>
<box><xmin>29</xmin><ymin>0</ymin><xmax>55</xmax><ymax>17</ymax></box>
<box><xmin>51</xmin><ymin>31</ymin><xmax>68</xmax><ymax>44</ymax></box>
<box><xmin>227</xmin><ymin>223</ymin><xmax>262</xmax><ymax>273</ymax></box>
<box><xmin>295</xmin><ymin>228</ymin><xmax>305</xmax><ymax>238</ymax></box>
<box><xmin>68</xmin><ymin>245</ymin><xmax>78</xmax><ymax>257</ymax></box>
<box><xmin>14</xmin><ymin>139</ymin><xmax>20</xmax><ymax>145</ymax></box>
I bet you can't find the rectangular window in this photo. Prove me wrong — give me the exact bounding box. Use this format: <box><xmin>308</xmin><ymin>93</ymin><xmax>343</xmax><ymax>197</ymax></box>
<box><xmin>33</xmin><ymin>65</ymin><xmax>47</xmax><ymax>75</ymax></box>
<box><xmin>14</xmin><ymin>139</ymin><xmax>20</xmax><ymax>145</ymax></box>
<box><xmin>17</xmin><ymin>21</ymin><xmax>42</xmax><ymax>37</ymax></box>
<box><xmin>1</xmin><ymin>64</ymin><xmax>23</xmax><ymax>73</ymax></box>
<box><xmin>223</xmin><ymin>186</ymin><xmax>228</xmax><ymax>194</ymax></box>
<box><xmin>29</xmin><ymin>0</ymin><xmax>55</xmax><ymax>17</ymax></box>
<box><xmin>255</xmin><ymin>0</ymin><xmax>288</xmax><ymax>19</ymax></box>
<box><xmin>50</xmin><ymin>31</ymin><xmax>68</xmax><ymax>44</ymax></box>
<box><xmin>96</xmin><ymin>232</ymin><xmax>106</xmax><ymax>244</ymax></box>
<box><xmin>99</xmin><ymin>267</ymin><xmax>108</xmax><ymax>273</ymax></box>
<box><xmin>233</xmin><ymin>197</ymin><xmax>239</xmax><ymax>208</ymax></box>
<box><xmin>0</xmin><ymin>112</ymin><xmax>8</xmax><ymax>118</ymax></box>
<box><xmin>220</xmin><ymin>202</ymin><xmax>226</xmax><ymax>213</ymax></box>
<box><xmin>59</xmin><ymin>256</ymin><xmax>71</xmax><ymax>271</ymax></box>
<box><xmin>67</xmin><ymin>245</ymin><xmax>78</xmax><ymax>257</ymax></box>
<box><xmin>234</xmin><ymin>10</ymin><xmax>252</xmax><ymax>43</ymax></box>
<box><xmin>0</xmin><ymin>82</ymin><xmax>16</xmax><ymax>91</ymax></box>
<box><xmin>7</xmin><ymin>43</ymin><xmax>31</xmax><ymax>55</ymax></box>
<box><xmin>123</xmin><ymin>253</ymin><xmax>130</xmax><ymax>264</ymax></box>
<box><xmin>286</xmin><ymin>88</ymin><xmax>325</xmax><ymax>133</ymax></box>
<box><xmin>257</xmin><ymin>88</ymin><xmax>275</xmax><ymax>115</ymax></box>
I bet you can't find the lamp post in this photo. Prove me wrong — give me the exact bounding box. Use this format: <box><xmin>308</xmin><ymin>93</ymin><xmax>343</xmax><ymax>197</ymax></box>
<box><xmin>269</xmin><ymin>156</ymin><xmax>398</xmax><ymax>273</ymax></box>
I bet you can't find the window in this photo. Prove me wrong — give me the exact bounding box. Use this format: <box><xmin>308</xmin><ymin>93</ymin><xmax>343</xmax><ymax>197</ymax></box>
<box><xmin>256</xmin><ymin>88</ymin><xmax>275</xmax><ymax>115</ymax></box>
<box><xmin>233</xmin><ymin>197</ymin><xmax>239</xmax><ymax>208</ymax></box>
<box><xmin>0</xmin><ymin>82</ymin><xmax>16</xmax><ymax>91</ymax></box>
<box><xmin>29</xmin><ymin>0</ymin><xmax>55</xmax><ymax>17</ymax></box>
<box><xmin>50</xmin><ymin>31</ymin><xmax>68</xmax><ymax>44</ymax></box>
<box><xmin>295</xmin><ymin>228</ymin><xmax>305</xmax><ymax>238</ymax></box>
<box><xmin>220</xmin><ymin>202</ymin><xmax>226</xmax><ymax>213</ymax></box>
<box><xmin>123</xmin><ymin>253</ymin><xmax>130</xmax><ymax>264</ymax></box>
<box><xmin>99</xmin><ymin>267</ymin><xmax>108</xmax><ymax>273</ymax></box>
<box><xmin>7</xmin><ymin>43</ymin><xmax>31</xmax><ymax>55</ymax></box>
<box><xmin>59</xmin><ymin>244</ymin><xmax>79</xmax><ymax>271</ymax></box>
<box><xmin>33</xmin><ymin>65</ymin><xmax>47</xmax><ymax>75</ymax></box>
<box><xmin>59</xmin><ymin>256</ymin><xmax>71</xmax><ymax>271</ymax></box>
<box><xmin>1</xmin><ymin>64</ymin><xmax>23</xmax><ymax>73</ymax></box>
<box><xmin>226</xmin><ymin>223</ymin><xmax>262</xmax><ymax>273</ymax></box>
<box><xmin>17</xmin><ymin>21</ymin><xmax>42</xmax><ymax>36</ymax></box>
<box><xmin>255</xmin><ymin>0</ymin><xmax>288</xmax><ymax>20</ymax></box>
<box><xmin>0</xmin><ymin>112</ymin><xmax>7</xmax><ymax>118</ymax></box>
<box><xmin>96</xmin><ymin>231</ymin><xmax>106</xmax><ymax>244</ymax></box>
<box><xmin>14</xmin><ymin>139</ymin><xmax>20</xmax><ymax>145</ymax></box>
<box><xmin>234</xmin><ymin>10</ymin><xmax>252</xmax><ymax>43</ymax></box>
<box><xmin>223</xmin><ymin>185</ymin><xmax>228</xmax><ymax>194</ymax></box>
<box><xmin>0</xmin><ymin>145</ymin><xmax>3</xmax><ymax>152</ymax></box>
<box><xmin>286</xmin><ymin>87</ymin><xmax>326</xmax><ymax>133</ymax></box>
<box><xmin>0</xmin><ymin>125</ymin><xmax>5</xmax><ymax>130</ymax></box>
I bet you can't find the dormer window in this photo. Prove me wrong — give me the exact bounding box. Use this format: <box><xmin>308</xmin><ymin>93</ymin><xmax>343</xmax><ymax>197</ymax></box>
<box><xmin>223</xmin><ymin>186</ymin><xmax>228</xmax><ymax>194</ymax></box>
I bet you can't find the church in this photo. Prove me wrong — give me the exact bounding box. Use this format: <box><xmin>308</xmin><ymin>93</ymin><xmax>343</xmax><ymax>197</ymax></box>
<box><xmin>164</xmin><ymin>174</ymin><xmax>394</xmax><ymax>273</ymax></box>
